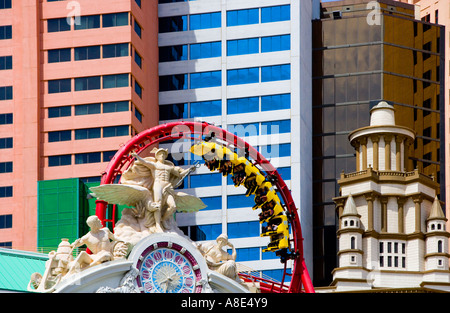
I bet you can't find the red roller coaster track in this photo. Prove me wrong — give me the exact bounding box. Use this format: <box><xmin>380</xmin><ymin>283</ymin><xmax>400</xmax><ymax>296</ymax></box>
<box><xmin>95</xmin><ymin>121</ymin><xmax>314</xmax><ymax>293</ymax></box>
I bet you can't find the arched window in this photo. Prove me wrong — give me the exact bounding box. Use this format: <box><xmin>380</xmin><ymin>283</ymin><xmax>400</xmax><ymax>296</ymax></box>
<box><xmin>350</xmin><ymin>220</ymin><xmax>354</xmax><ymax>226</ymax></box>
<box><xmin>438</xmin><ymin>240</ymin><xmax>443</xmax><ymax>253</ymax></box>
<box><xmin>351</xmin><ymin>236</ymin><xmax>356</xmax><ymax>249</ymax></box>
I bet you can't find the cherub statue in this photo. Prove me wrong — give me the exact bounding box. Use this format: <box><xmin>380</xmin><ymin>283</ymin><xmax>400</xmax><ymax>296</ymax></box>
<box><xmin>66</xmin><ymin>216</ymin><xmax>129</xmax><ymax>275</ymax></box>
<box><xmin>90</xmin><ymin>148</ymin><xmax>206</xmax><ymax>235</ymax></box>
<box><xmin>197</xmin><ymin>234</ymin><xmax>240</xmax><ymax>282</ymax></box>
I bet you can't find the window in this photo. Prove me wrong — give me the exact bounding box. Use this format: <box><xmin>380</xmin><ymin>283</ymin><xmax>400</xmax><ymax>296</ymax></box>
<box><xmin>159</xmin><ymin>74</ymin><xmax>188</xmax><ymax>91</ymax></box>
<box><xmin>159</xmin><ymin>103</ymin><xmax>188</xmax><ymax>120</ymax></box>
<box><xmin>0</xmin><ymin>86</ymin><xmax>12</xmax><ymax>100</ymax></box>
<box><xmin>189</xmin><ymin>12</ymin><xmax>221</xmax><ymax>30</ymax></box>
<box><xmin>190</xmin><ymin>70</ymin><xmax>221</xmax><ymax>89</ymax></box>
<box><xmin>227</xmin><ymin>67</ymin><xmax>259</xmax><ymax>85</ymax></box>
<box><xmin>261</xmin><ymin>93</ymin><xmax>290</xmax><ymax>111</ymax></box>
<box><xmin>260</xmin><ymin>143</ymin><xmax>291</xmax><ymax>158</ymax></box>
<box><xmin>0</xmin><ymin>214</ymin><xmax>12</xmax><ymax>229</ymax></box>
<box><xmin>190</xmin><ymin>173</ymin><xmax>221</xmax><ymax>188</ymax></box>
<box><xmin>134</xmin><ymin>20</ymin><xmax>142</xmax><ymax>38</ymax></box>
<box><xmin>48</xmin><ymin>130</ymin><xmax>71</xmax><ymax>142</ymax></box>
<box><xmin>103</xmin><ymin>74</ymin><xmax>129</xmax><ymax>89</ymax></box>
<box><xmin>227</xmin><ymin>96</ymin><xmax>259</xmax><ymax>114</ymax></box>
<box><xmin>75</xmin><ymin>76</ymin><xmax>101</xmax><ymax>91</ymax></box>
<box><xmin>438</xmin><ymin>240</ymin><xmax>443</xmax><ymax>253</ymax></box>
<box><xmin>189</xmin><ymin>224</ymin><xmax>222</xmax><ymax>241</ymax></box>
<box><xmin>103</xmin><ymin>43</ymin><xmax>129</xmax><ymax>58</ymax></box>
<box><xmin>75</xmin><ymin>152</ymin><xmax>102</xmax><ymax>164</ymax></box>
<box><xmin>261</xmin><ymin>64</ymin><xmax>290</xmax><ymax>82</ymax></box>
<box><xmin>102</xmin><ymin>13</ymin><xmax>129</xmax><ymax>28</ymax></box>
<box><xmin>227</xmin><ymin>8</ymin><xmax>259</xmax><ymax>26</ymax></box>
<box><xmin>159</xmin><ymin>45</ymin><xmax>188</xmax><ymax>62</ymax></box>
<box><xmin>190</xmin><ymin>41</ymin><xmax>221</xmax><ymax>59</ymax></box>
<box><xmin>134</xmin><ymin>108</ymin><xmax>142</xmax><ymax>122</ymax></box>
<box><xmin>0</xmin><ymin>137</ymin><xmax>12</xmax><ymax>149</ymax></box>
<box><xmin>277</xmin><ymin>167</ymin><xmax>291</xmax><ymax>180</ymax></box>
<box><xmin>261</xmin><ymin>5</ymin><xmax>290</xmax><ymax>23</ymax></box>
<box><xmin>135</xmin><ymin>80</ymin><xmax>143</xmax><ymax>98</ymax></box>
<box><xmin>379</xmin><ymin>240</ymin><xmax>406</xmax><ymax>269</ymax></box>
<box><xmin>0</xmin><ymin>25</ymin><xmax>11</xmax><ymax>40</ymax></box>
<box><xmin>234</xmin><ymin>247</ymin><xmax>260</xmax><ymax>262</ymax></box>
<box><xmin>75</xmin><ymin>103</ymin><xmax>101</xmax><ymax>115</ymax></box>
<box><xmin>75</xmin><ymin>15</ymin><xmax>100</xmax><ymax>30</ymax></box>
<box><xmin>0</xmin><ymin>113</ymin><xmax>12</xmax><ymax>124</ymax></box>
<box><xmin>103</xmin><ymin>125</ymin><xmax>129</xmax><ymax>137</ymax></box>
<box><xmin>159</xmin><ymin>15</ymin><xmax>188</xmax><ymax>33</ymax></box>
<box><xmin>75</xmin><ymin>128</ymin><xmax>101</xmax><ymax>140</ymax></box>
<box><xmin>227</xmin><ymin>194</ymin><xmax>256</xmax><ymax>209</ymax></box>
<box><xmin>0</xmin><ymin>161</ymin><xmax>12</xmax><ymax>173</ymax></box>
<box><xmin>48</xmin><ymin>79</ymin><xmax>71</xmax><ymax>94</ymax></box>
<box><xmin>199</xmin><ymin>196</ymin><xmax>221</xmax><ymax>211</ymax></box>
<box><xmin>0</xmin><ymin>55</ymin><xmax>12</xmax><ymax>69</ymax></box>
<box><xmin>190</xmin><ymin>100</ymin><xmax>221</xmax><ymax>117</ymax></box>
<box><xmin>228</xmin><ymin>123</ymin><xmax>259</xmax><ymax>138</ymax></box>
<box><xmin>228</xmin><ymin>221</ymin><xmax>260</xmax><ymax>238</ymax></box>
<box><xmin>135</xmin><ymin>0</ymin><xmax>141</xmax><ymax>7</ymax></box>
<box><xmin>48</xmin><ymin>48</ymin><xmax>71</xmax><ymax>63</ymax></box>
<box><xmin>103</xmin><ymin>151</ymin><xmax>116</xmax><ymax>162</ymax></box>
<box><xmin>48</xmin><ymin>155</ymin><xmax>71</xmax><ymax>167</ymax></box>
<box><xmin>351</xmin><ymin>236</ymin><xmax>356</xmax><ymax>249</ymax></box>
<box><xmin>103</xmin><ymin>101</ymin><xmax>129</xmax><ymax>113</ymax></box>
<box><xmin>75</xmin><ymin>46</ymin><xmax>101</xmax><ymax>60</ymax></box>
<box><xmin>0</xmin><ymin>186</ymin><xmax>12</xmax><ymax>197</ymax></box>
<box><xmin>134</xmin><ymin>50</ymin><xmax>142</xmax><ymax>68</ymax></box>
<box><xmin>48</xmin><ymin>18</ymin><xmax>70</xmax><ymax>32</ymax></box>
<box><xmin>227</xmin><ymin>38</ymin><xmax>259</xmax><ymax>56</ymax></box>
<box><xmin>261</xmin><ymin>120</ymin><xmax>291</xmax><ymax>135</ymax></box>
<box><xmin>49</xmin><ymin>106</ymin><xmax>71</xmax><ymax>118</ymax></box>
<box><xmin>0</xmin><ymin>0</ymin><xmax>11</xmax><ymax>9</ymax></box>
<box><xmin>261</xmin><ymin>34</ymin><xmax>290</xmax><ymax>53</ymax></box>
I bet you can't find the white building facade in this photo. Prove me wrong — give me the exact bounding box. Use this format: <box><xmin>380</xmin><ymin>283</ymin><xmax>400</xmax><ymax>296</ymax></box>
<box><xmin>328</xmin><ymin>102</ymin><xmax>450</xmax><ymax>293</ymax></box>
<box><xmin>157</xmin><ymin>0</ymin><xmax>318</xmax><ymax>282</ymax></box>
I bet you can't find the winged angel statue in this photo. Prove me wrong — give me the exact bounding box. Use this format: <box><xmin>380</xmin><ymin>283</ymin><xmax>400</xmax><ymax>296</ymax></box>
<box><xmin>90</xmin><ymin>148</ymin><xmax>206</xmax><ymax>244</ymax></box>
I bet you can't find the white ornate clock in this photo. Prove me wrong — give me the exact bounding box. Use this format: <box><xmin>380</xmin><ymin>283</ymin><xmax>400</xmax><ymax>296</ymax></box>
<box><xmin>129</xmin><ymin>233</ymin><xmax>211</xmax><ymax>293</ymax></box>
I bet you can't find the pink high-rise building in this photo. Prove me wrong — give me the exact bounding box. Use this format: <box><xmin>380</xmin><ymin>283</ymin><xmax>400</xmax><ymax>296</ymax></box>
<box><xmin>0</xmin><ymin>0</ymin><xmax>159</xmax><ymax>250</ymax></box>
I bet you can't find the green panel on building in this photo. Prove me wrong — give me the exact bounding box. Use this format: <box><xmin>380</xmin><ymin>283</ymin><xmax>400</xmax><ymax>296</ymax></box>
<box><xmin>37</xmin><ymin>178</ymin><xmax>126</xmax><ymax>254</ymax></box>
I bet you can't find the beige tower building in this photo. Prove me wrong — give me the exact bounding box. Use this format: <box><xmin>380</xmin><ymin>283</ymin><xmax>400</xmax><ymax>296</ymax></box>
<box><xmin>327</xmin><ymin>101</ymin><xmax>450</xmax><ymax>293</ymax></box>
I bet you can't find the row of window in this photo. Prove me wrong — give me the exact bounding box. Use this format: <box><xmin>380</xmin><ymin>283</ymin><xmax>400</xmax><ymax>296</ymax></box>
<box><xmin>48</xmin><ymin>75</ymin><xmax>142</xmax><ymax>98</ymax></box>
<box><xmin>47</xmin><ymin>0</ymin><xmax>142</xmax><ymax>7</ymax></box>
<box><xmin>48</xmin><ymin>44</ymin><xmax>142</xmax><ymax>67</ymax></box>
<box><xmin>179</xmin><ymin>166</ymin><xmax>290</xmax><ymax>190</ymax></box>
<box><xmin>49</xmin><ymin>150</ymin><xmax>118</xmax><ymax>167</ymax></box>
<box><xmin>159</xmin><ymin>64</ymin><xmax>290</xmax><ymax>91</ymax></box>
<box><xmin>159</xmin><ymin>34</ymin><xmax>290</xmax><ymax>62</ymax></box>
<box><xmin>48</xmin><ymin>125</ymin><xmax>129</xmax><ymax>143</ymax></box>
<box><xmin>47</xmin><ymin>12</ymin><xmax>135</xmax><ymax>32</ymax></box>
<box><xmin>159</xmin><ymin>93</ymin><xmax>291</xmax><ymax>120</ymax></box>
<box><xmin>49</xmin><ymin>101</ymin><xmax>130</xmax><ymax>118</ymax></box>
<box><xmin>159</xmin><ymin>5</ymin><xmax>290</xmax><ymax>33</ymax></box>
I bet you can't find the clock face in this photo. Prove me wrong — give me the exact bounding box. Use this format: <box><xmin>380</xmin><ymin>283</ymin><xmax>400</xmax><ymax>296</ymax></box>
<box><xmin>135</xmin><ymin>242</ymin><xmax>203</xmax><ymax>293</ymax></box>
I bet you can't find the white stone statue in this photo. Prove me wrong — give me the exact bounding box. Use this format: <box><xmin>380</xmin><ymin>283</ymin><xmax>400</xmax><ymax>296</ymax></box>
<box><xmin>90</xmin><ymin>148</ymin><xmax>206</xmax><ymax>244</ymax></box>
<box><xmin>66</xmin><ymin>216</ymin><xmax>130</xmax><ymax>275</ymax></box>
<box><xmin>197</xmin><ymin>234</ymin><xmax>240</xmax><ymax>282</ymax></box>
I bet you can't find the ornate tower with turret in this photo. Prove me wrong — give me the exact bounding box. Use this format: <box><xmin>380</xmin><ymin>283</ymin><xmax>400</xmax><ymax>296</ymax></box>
<box><xmin>332</xmin><ymin>101</ymin><xmax>450</xmax><ymax>293</ymax></box>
